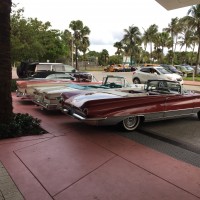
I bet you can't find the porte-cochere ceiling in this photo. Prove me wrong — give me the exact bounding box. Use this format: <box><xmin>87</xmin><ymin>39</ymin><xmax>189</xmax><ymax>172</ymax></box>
<box><xmin>155</xmin><ymin>0</ymin><xmax>200</xmax><ymax>10</ymax></box>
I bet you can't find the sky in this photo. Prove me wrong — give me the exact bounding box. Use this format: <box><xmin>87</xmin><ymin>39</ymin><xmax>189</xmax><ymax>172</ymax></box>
<box><xmin>12</xmin><ymin>0</ymin><xmax>192</xmax><ymax>55</ymax></box>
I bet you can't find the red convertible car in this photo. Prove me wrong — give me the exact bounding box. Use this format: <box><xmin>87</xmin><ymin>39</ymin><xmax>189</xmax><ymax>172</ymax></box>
<box><xmin>60</xmin><ymin>80</ymin><xmax>200</xmax><ymax>131</ymax></box>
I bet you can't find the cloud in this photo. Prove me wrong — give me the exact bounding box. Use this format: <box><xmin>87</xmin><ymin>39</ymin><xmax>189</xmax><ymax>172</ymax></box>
<box><xmin>90</xmin><ymin>29</ymin><xmax>124</xmax><ymax>46</ymax></box>
<box><xmin>12</xmin><ymin>0</ymin><xmax>191</xmax><ymax>55</ymax></box>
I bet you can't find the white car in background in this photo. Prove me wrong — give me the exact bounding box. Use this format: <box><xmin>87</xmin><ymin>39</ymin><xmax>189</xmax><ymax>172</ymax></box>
<box><xmin>132</xmin><ymin>66</ymin><xmax>183</xmax><ymax>84</ymax></box>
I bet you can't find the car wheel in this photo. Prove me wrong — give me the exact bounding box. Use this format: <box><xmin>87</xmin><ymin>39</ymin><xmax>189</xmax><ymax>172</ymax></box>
<box><xmin>120</xmin><ymin>116</ymin><xmax>141</xmax><ymax>131</ymax></box>
<box><xmin>133</xmin><ymin>78</ymin><xmax>141</xmax><ymax>84</ymax></box>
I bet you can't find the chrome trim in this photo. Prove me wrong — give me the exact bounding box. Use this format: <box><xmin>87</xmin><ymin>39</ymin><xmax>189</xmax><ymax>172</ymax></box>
<box><xmin>143</xmin><ymin>107</ymin><xmax>200</xmax><ymax>122</ymax></box>
<box><xmin>72</xmin><ymin>113</ymin><xmax>107</xmax><ymax>121</ymax></box>
<box><xmin>16</xmin><ymin>90</ymin><xmax>23</xmax><ymax>97</ymax></box>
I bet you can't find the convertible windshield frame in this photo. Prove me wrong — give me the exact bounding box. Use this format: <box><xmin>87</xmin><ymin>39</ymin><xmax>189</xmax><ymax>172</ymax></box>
<box><xmin>145</xmin><ymin>80</ymin><xmax>181</xmax><ymax>94</ymax></box>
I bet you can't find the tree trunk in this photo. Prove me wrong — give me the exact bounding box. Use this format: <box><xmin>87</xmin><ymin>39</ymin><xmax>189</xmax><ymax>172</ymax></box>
<box><xmin>190</xmin><ymin>45</ymin><xmax>195</xmax><ymax>66</ymax></box>
<box><xmin>75</xmin><ymin>46</ymin><xmax>79</xmax><ymax>70</ymax></box>
<box><xmin>0</xmin><ymin>0</ymin><xmax>13</xmax><ymax>124</ymax></box>
<box><xmin>195</xmin><ymin>41</ymin><xmax>200</xmax><ymax>75</ymax></box>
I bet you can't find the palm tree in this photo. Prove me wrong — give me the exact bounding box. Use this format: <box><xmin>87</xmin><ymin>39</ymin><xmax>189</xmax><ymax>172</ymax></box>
<box><xmin>101</xmin><ymin>49</ymin><xmax>109</xmax><ymax>65</ymax></box>
<box><xmin>61</xmin><ymin>29</ymin><xmax>74</xmax><ymax>65</ymax></box>
<box><xmin>142</xmin><ymin>29</ymin><xmax>149</xmax><ymax>52</ymax></box>
<box><xmin>144</xmin><ymin>24</ymin><xmax>158</xmax><ymax>61</ymax></box>
<box><xmin>181</xmin><ymin>4</ymin><xmax>200</xmax><ymax>74</ymax></box>
<box><xmin>69</xmin><ymin>20</ymin><xmax>90</xmax><ymax>70</ymax></box>
<box><xmin>113</xmin><ymin>41</ymin><xmax>123</xmax><ymax>64</ymax></box>
<box><xmin>114</xmin><ymin>41</ymin><xmax>123</xmax><ymax>56</ymax></box>
<box><xmin>178</xmin><ymin>28</ymin><xmax>194</xmax><ymax>52</ymax></box>
<box><xmin>189</xmin><ymin>34</ymin><xmax>199</xmax><ymax>65</ymax></box>
<box><xmin>0</xmin><ymin>0</ymin><xmax>13</xmax><ymax>124</ymax></box>
<box><xmin>122</xmin><ymin>25</ymin><xmax>141</xmax><ymax>65</ymax></box>
<box><xmin>163</xmin><ymin>17</ymin><xmax>182</xmax><ymax>65</ymax></box>
<box><xmin>80</xmin><ymin>36</ymin><xmax>90</xmax><ymax>69</ymax></box>
<box><xmin>154</xmin><ymin>31</ymin><xmax>171</xmax><ymax>63</ymax></box>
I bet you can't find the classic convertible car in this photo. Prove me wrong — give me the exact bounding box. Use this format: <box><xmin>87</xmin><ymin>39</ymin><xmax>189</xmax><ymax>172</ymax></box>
<box><xmin>32</xmin><ymin>75</ymin><xmax>144</xmax><ymax>111</ymax></box>
<box><xmin>60</xmin><ymin>79</ymin><xmax>200</xmax><ymax>131</ymax></box>
<box><xmin>16</xmin><ymin>72</ymin><xmax>99</xmax><ymax>99</ymax></box>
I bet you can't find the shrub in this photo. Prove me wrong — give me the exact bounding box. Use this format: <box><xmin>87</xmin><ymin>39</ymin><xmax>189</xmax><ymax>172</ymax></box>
<box><xmin>0</xmin><ymin>113</ymin><xmax>46</xmax><ymax>139</ymax></box>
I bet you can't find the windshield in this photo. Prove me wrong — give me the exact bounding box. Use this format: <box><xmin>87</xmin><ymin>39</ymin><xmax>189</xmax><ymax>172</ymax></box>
<box><xmin>156</xmin><ymin>67</ymin><xmax>172</xmax><ymax>74</ymax></box>
<box><xmin>102</xmin><ymin>76</ymin><xmax>130</xmax><ymax>87</ymax></box>
<box><xmin>180</xmin><ymin>66</ymin><xmax>187</xmax><ymax>70</ymax></box>
<box><xmin>184</xmin><ymin>66</ymin><xmax>193</xmax><ymax>70</ymax></box>
<box><xmin>146</xmin><ymin>80</ymin><xmax>181</xmax><ymax>94</ymax></box>
<box><xmin>169</xmin><ymin>66</ymin><xmax>177</xmax><ymax>70</ymax></box>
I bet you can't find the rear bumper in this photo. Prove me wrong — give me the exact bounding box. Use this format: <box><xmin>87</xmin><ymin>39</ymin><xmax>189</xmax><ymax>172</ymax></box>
<box><xmin>16</xmin><ymin>90</ymin><xmax>32</xmax><ymax>100</ymax></box>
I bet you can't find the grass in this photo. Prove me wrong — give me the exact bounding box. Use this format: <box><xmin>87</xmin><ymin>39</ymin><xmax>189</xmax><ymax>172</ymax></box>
<box><xmin>183</xmin><ymin>76</ymin><xmax>200</xmax><ymax>82</ymax></box>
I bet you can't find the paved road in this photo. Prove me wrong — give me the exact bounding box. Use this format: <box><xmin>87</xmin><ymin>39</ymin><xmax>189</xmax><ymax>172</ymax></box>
<box><xmin>90</xmin><ymin>71</ymin><xmax>200</xmax><ymax>91</ymax></box>
<box><xmin>12</xmin><ymin>68</ymin><xmax>200</xmax><ymax>91</ymax></box>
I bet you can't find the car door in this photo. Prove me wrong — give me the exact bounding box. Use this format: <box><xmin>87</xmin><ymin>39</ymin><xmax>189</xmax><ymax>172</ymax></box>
<box><xmin>141</xmin><ymin>95</ymin><xmax>166</xmax><ymax>121</ymax></box>
<box><xmin>164</xmin><ymin>94</ymin><xmax>195</xmax><ymax>118</ymax></box>
<box><xmin>140</xmin><ymin>68</ymin><xmax>157</xmax><ymax>82</ymax></box>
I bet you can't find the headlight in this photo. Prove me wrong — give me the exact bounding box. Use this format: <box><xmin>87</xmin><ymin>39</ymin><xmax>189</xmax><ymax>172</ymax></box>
<box><xmin>167</xmin><ymin>77</ymin><xmax>173</xmax><ymax>80</ymax></box>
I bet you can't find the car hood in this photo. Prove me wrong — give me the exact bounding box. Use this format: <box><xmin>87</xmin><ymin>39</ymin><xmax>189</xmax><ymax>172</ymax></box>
<box><xmin>66</xmin><ymin>91</ymin><xmax>127</xmax><ymax>107</ymax></box>
<box><xmin>47</xmin><ymin>87</ymin><xmax>79</xmax><ymax>95</ymax></box>
<box><xmin>165</xmin><ymin>73</ymin><xmax>182</xmax><ymax>80</ymax></box>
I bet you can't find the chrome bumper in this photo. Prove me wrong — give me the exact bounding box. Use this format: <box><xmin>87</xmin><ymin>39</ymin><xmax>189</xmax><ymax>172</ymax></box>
<box><xmin>61</xmin><ymin>108</ymin><xmax>108</xmax><ymax>126</ymax></box>
<box><xmin>16</xmin><ymin>90</ymin><xmax>32</xmax><ymax>99</ymax></box>
<box><xmin>33</xmin><ymin>100</ymin><xmax>59</xmax><ymax>110</ymax></box>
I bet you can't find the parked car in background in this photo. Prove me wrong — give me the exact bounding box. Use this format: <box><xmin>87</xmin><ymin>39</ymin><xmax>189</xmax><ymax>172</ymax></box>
<box><xmin>174</xmin><ymin>65</ymin><xmax>194</xmax><ymax>77</ymax></box>
<box><xmin>104</xmin><ymin>64</ymin><xmax>118</xmax><ymax>72</ymax></box>
<box><xmin>191</xmin><ymin>65</ymin><xmax>200</xmax><ymax>74</ymax></box>
<box><xmin>160</xmin><ymin>64</ymin><xmax>183</xmax><ymax>76</ymax></box>
<box><xmin>17</xmin><ymin>61</ymin><xmax>77</xmax><ymax>78</ymax></box>
<box><xmin>60</xmin><ymin>79</ymin><xmax>200</xmax><ymax>131</ymax></box>
<box><xmin>132</xmin><ymin>66</ymin><xmax>183</xmax><ymax>84</ymax></box>
<box><xmin>23</xmin><ymin>71</ymin><xmax>75</xmax><ymax>80</ymax></box>
<box><xmin>140</xmin><ymin>63</ymin><xmax>159</xmax><ymax>67</ymax></box>
<box><xmin>104</xmin><ymin>64</ymin><xmax>131</xmax><ymax>72</ymax></box>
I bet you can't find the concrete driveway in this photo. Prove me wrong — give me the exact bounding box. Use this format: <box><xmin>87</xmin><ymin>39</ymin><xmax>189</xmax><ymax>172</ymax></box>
<box><xmin>0</xmin><ymin>92</ymin><xmax>200</xmax><ymax>200</ymax></box>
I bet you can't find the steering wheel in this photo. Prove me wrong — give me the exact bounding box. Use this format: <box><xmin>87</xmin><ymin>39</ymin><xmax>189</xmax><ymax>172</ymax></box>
<box><xmin>109</xmin><ymin>82</ymin><xmax>116</xmax><ymax>88</ymax></box>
